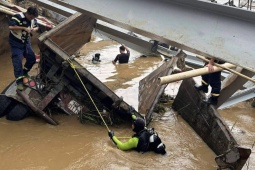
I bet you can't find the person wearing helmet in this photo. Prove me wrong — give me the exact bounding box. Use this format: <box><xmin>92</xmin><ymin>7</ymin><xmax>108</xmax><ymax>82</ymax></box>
<box><xmin>108</xmin><ymin>107</ymin><xmax>166</xmax><ymax>155</ymax></box>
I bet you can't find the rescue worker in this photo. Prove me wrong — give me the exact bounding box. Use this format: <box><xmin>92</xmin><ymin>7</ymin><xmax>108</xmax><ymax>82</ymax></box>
<box><xmin>108</xmin><ymin>108</ymin><xmax>166</xmax><ymax>155</ymax></box>
<box><xmin>8</xmin><ymin>6</ymin><xmax>39</xmax><ymax>91</ymax></box>
<box><xmin>112</xmin><ymin>44</ymin><xmax>130</xmax><ymax>64</ymax></box>
<box><xmin>92</xmin><ymin>53</ymin><xmax>101</xmax><ymax>64</ymax></box>
<box><xmin>195</xmin><ymin>58</ymin><xmax>225</xmax><ymax>105</ymax></box>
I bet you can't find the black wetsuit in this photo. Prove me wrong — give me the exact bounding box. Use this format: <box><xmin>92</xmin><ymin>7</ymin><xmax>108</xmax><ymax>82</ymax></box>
<box><xmin>113</xmin><ymin>51</ymin><xmax>130</xmax><ymax>64</ymax></box>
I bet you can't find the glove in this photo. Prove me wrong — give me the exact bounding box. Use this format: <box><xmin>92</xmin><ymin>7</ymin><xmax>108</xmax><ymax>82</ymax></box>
<box><xmin>108</xmin><ymin>131</ymin><xmax>114</xmax><ymax>139</ymax></box>
<box><xmin>108</xmin><ymin>131</ymin><xmax>117</xmax><ymax>145</ymax></box>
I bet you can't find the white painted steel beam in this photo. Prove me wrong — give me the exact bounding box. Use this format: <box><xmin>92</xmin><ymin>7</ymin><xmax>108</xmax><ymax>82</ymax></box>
<box><xmin>31</xmin><ymin>0</ymin><xmax>245</xmax><ymax>70</ymax></box>
<box><xmin>31</xmin><ymin>0</ymin><xmax>250</xmax><ymax>79</ymax></box>
<box><xmin>33</xmin><ymin>0</ymin><xmax>207</xmax><ymax>64</ymax></box>
<box><xmin>49</xmin><ymin>0</ymin><xmax>255</xmax><ymax>72</ymax></box>
<box><xmin>31</xmin><ymin>0</ymin><xmax>155</xmax><ymax>55</ymax></box>
<box><xmin>216</xmin><ymin>68</ymin><xmax>255</xmax><ymax>108</ymax></box>
<box><xmin>30</xmin><ymin>0</ymin><xmax>173</xmax><ymax>56</ymax></box>
<box><xmin>219</xmin><ymin>87</ymin><xmax>255</xmax><ymax>109</ymax></box>
<box><xmin>31</xmin><ymin>0</ymin><xmax>255</xmax><ymax>109</ymax></box>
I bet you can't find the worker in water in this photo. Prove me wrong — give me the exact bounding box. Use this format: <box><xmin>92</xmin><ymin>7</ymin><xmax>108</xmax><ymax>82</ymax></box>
<box><xmin>112</xmin><ymin>44</ymin><xmax>130</xmax><ymax>64</ymax></box>
<box><xmin>8</xmin><ymin>6</ymin><xmax>39</xmax><ymax>91</ymax></box>
<box><xmin>108</xmin><ymin>107</ymin><xmax>166</xmax><ymax>155</ymax></box>
<box><xmin>92</xmin><ymin>53</ymin><xmax>101</xmax><ymax>64</ymax></box>
<box><xmin>195</xmin><ymin>58</ymin><xmax>225</xmax><ymax>105</ymax></box>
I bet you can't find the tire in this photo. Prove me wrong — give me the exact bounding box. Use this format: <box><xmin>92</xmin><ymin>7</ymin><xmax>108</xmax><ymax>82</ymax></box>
<box><xmin>6</xmin><ymin>102</ymin><xmax>31</xmax><ymax>121</ymax></box>
<box><xmin>0</xmin><ymin>95</ymin><xmax>13</xmax><ymax>118</ymax></box>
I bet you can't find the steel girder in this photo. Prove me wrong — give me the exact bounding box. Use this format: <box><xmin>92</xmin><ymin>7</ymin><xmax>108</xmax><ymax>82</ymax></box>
<box><xmin>219</xmin><ymin>87</ymin><xmax>255</xmax><ymax>109</ymax></box>
<box><xmin>47</xmin><ymin>0</ymin><xmax>255</xmax><ymax>72</ymax></box>
<box><xmin>30</xmin><ymin>0</ymin><xmax>178</xmax><ymax>57</ymax></box>
<box><xmin>31</xmin><ymin>0</ymin><xmax>255</xmax><ymax>109</ymax></box>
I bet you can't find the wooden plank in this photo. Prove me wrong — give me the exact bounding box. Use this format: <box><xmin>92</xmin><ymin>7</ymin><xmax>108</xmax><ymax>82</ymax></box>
<box><xmin>37</xmin><ymin>83</ymin><xmax>64</xmax><ymax>110</ymax></box>
<box><xmin>41</xmin><ymin>40</ymin><xmax>119</xmax><ymax>102</ymax></box>
<box><xmin>172</xmin><ymin>78</ymin><xmax>251</xmax><ymax>169</ymax></box>
<box><xmin>49</xmin><ymin>14</ymin><xmax>96</xmax><ymax>55</ymax></box>
<box><xmin>138</xmin><ymin>50</ymin><xmax>186</xmax><ymax>121</ymax></box>
<box><xmin>39</xmin><ymin>12</ymin><xmax>81</xmax><ymax>42</ymax></box>
<box><xmin>172</xmin><ymin>78</ymin><xmax>237</xmax><ymax>154</ymax></box>
<box><xmin>16</xmin><ymin>90</ymin><xmax>58</xmax><ymax>125</ymax></box>
<box><xmin>39</xmin><ymin>12</ymin><xmax>96</xmax><ymax>55</ymax></box>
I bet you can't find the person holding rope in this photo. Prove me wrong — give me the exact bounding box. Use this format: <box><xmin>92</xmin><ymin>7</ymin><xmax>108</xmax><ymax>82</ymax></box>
<box><xmin>66</xmin><ymin>56</ymin><xmax>166</xmax><ymax>154</ymax></box>
<box><xmin>108</xmin><ymin>107</ymin><xmax>166</xmax><ymax>155</ymax></box>
<box><xmin>8</xmin><ymin>6</ymin><xmax>39</xmax><ymax>91</ymax></box>
<box><xmin>195</xmin><ymin>58</ymin><xmax>225</xmax><ymax>105</ymax></box>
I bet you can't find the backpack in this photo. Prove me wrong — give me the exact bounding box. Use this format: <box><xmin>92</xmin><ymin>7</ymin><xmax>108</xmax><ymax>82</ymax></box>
<box><xmin>137</xmin><ymin>128</ymin><xmax>166</xmax><ymax>155</ymax></box>
<box><xmin>147</xmin><ymin>128</ymin><xmax>166</xmax><ymax>155</ymax></box>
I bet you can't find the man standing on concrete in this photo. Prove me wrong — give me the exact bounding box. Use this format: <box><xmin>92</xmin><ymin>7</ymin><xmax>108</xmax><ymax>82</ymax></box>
<box><xmin>112</xmin><ymin>44</ymin><xmax>130</xmax><ymax>64</ymax></box>
<box><xmin>8</xmin><ymin>6</ymin><xmax>39</xmax><ymax>90</ymax></box>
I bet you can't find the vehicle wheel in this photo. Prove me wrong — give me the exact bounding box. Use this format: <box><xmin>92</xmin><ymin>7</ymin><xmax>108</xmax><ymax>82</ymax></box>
<box><xmin>6</xmin><ymin>102</ymin><xmax>31</xmax><ymax>121</ymax></box>
<box><xmin>0</xmin><ymin>95</ymin><xmax>13</xmax><ymax>118</ymax></box>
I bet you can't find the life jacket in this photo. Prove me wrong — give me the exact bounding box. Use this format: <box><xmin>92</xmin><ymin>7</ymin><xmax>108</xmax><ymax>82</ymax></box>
<box><xmin>135</xmin><ymin>128</ymin><xmax>166</xmax><ymax>155</ymax></box>
<box><xmin>10</xmin><ymin>12</ymin><xmax>36</xmax><ymax>43</ymax></box>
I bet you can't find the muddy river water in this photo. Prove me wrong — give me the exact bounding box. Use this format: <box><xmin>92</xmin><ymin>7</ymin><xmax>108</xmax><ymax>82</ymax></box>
<box><xmin>0</xmin><ymin>39</ymin><xmax>254</xmax><ymax>170</ymax></box>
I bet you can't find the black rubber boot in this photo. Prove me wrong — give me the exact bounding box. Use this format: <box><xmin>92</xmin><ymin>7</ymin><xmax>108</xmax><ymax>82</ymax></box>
<box><xmin>194</xmin><ymin>85</ymin><xmax>208</xmax><ymax>93</ymax></box>
<box><xmin>207</xmin><ymin>96</ymin><xmax>218</xmax><ymax>105</ymax></box>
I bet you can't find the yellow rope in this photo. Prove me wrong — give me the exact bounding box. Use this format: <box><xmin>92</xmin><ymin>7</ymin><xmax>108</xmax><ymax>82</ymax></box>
<box><xmin>67</xmin><ymin>58</ymin><xmax>110</xmax><ymax>132</ymax></box>
<box><xmin>116</xmin><ymin>137</ymin><xmax>131</xmax><ymax>139</ymax></box>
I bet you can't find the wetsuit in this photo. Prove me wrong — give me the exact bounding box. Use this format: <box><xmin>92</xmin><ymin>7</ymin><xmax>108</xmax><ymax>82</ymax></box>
<box><xmin>112</xmin><ymin>129</ymin><xmax>153</xmax><ymax>152</ymax></box>
<box><xmin>9</xmin><ymin>12</ymin><xmax>38</xmax><ymax>84</ymax></box>
<box><xmin>112</xmin><ymin>135</ymin><xmax>139</xmax><ymax>151</ymax></box>
<box><xmin>111</xmin><ymin>115</ymin><xmax>166</xmax><ymax>154</ymax></box>
<box><xmin>113</xmin><ymin>51</ymin><xmax>130</xmax><ymax>64</ymax></box>
<box><xmin>111</xmin><ymin>114</ymin><xmax>139</xmax><ymax>151</ymax></box>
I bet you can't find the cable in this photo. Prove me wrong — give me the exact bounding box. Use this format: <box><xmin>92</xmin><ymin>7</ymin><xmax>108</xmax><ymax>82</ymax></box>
<box><xmin>66</xmin><ymin>58</ymin><xmax>110</xmax><ymax>132</ymax></box>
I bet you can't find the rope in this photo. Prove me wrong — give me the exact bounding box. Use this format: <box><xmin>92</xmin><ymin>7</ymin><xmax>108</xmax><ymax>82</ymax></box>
<box><xmin>66</xmin><ymin>58</ymin><xmax>110</xmax><ymax>132</ymax></box>
<box><xmin>116</xmin><ymin>137</ymin><xmax>131</xmax><ymax>139</ymax></box>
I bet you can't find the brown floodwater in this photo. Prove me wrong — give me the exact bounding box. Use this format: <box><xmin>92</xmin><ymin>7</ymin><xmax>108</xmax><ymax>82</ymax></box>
<box><xmin>0</xmin><ymin>39</ymin><xmax>254</xmax><ymax>170</ymax></box>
